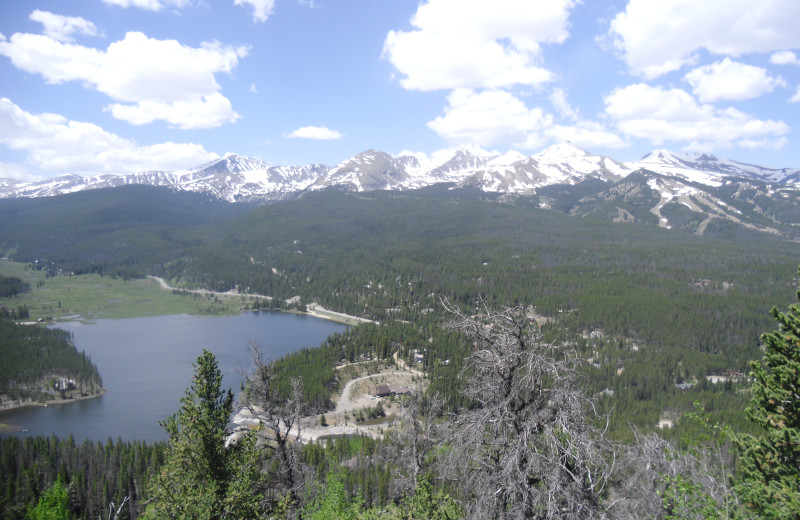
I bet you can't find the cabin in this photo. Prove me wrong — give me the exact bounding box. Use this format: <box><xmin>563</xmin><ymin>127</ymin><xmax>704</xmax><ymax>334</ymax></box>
<box><xmin>375</xmin><ymin>384</ymin><xmax>410</xmax><ymax>397</ymax></box>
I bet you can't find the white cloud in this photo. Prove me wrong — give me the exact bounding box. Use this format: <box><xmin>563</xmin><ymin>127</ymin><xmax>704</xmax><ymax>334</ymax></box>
<box><xmin>106</xmin><ymin>93</ymin><xmax>238</xmax><ymax>129</ymax></box>
<box><xmin>0</xmin><ymin>162</ymin><xmax>36</xmax><ymax>181</ymax></box>
<box><xmin>0</xmin><ymin>30</ymin><xmax>247</xmax><ymax>129</ymax></box>
<box><xmin>428</xmin><ymin>89</ymin><xmax>553</xmax><ymax>148</ymax></box>
<box><xmin>287</xmin><ymin>126</ymin><xmax>344</xmax><ymax>140</ymax></box>
<box><xmin>550</xmin><ymin>88</ymin><xmax>579</xmax><ymax>121</ymax></box>
<box><xmin>684</xmin><ymin>58</ymin><xmax>786</xmax><ymax>102</ymax></box>
<box><xmin>791</xmin><ymin>87</ymin><xmax>800</xmax><ymax>103</ymax></box>
<box><xmin>234</xmin><ymin>0</ymin><xmax>276</xmax><ymax>23</ymax></box>
<box><xmin>0</xmin><ymin>98</ymin><xmax>219</xmax><ymax>174</ymax></box>
<box><xmin>770</xmin><ymin>51</ymin><xmax>800</xmax><ymax>65</ymax></box>
<box><xmin>102</xmin><ymin>0</ymin><xmax>191</xmax><ymax>10</ymax></box>
<box><xmin>546</xmin><ymin>121</ymin><xmax>627</xmax><ymax>149</ymax></box>
<box><xmin>249</xmin><ymin>83</ymin><xmax>258</xmax><ymax>93</ymax></box>
<box><xmin>383</xmin><ymin>0</ymin><xmax>576</xmax><ymax>91</ymax></box>
<box><xmin>605</xmin><ymin>83</ymin><xmax>790</xmax><ymax>149</ymax></box>
<box><xmin>737</xmin><ymin>137</ymin><xmax>788</xmax><ymax>150</ymax></box>
<box><xmin>428</xmin><ymin>88</ymin><xmax>625</xmax><ymax>151</ymax></box>
<box><xmin>29</xmin><ymin>10</ymin><xmax>100</xmax><ymax>42</ymax></box>
<box><xmin>609</xmin><ymin>0</ymin><xmax>800</xmax><ymax>78</ymax></box>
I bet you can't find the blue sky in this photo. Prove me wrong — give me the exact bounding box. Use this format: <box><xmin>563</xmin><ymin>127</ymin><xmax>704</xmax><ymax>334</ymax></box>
<box><xmin>1</xmin><ymin>0</ymin><xmax>799</xmax><ymax>180</ymax></box>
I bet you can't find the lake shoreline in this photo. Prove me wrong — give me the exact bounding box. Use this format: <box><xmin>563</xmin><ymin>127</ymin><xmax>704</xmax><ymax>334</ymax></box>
<box><xmin>0</xmin><ymin>312</ymin><xmax>348</xmax><ymax>443</ymax></box>
<box><xmin>148</xmin><ymin>276</ymin><xmax>374</xmax><ymax>326</ymax></box>
<box><xmin>0</xmin><ymin>388</ymin><xmax>107</xmax><ymax>421</ymax></box>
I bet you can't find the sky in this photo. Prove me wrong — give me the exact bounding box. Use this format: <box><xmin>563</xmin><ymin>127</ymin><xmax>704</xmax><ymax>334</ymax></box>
<box><xmin>1</xmin><ymin>0</ymin><xmax>799</xmax><ymax>180</ymax></box>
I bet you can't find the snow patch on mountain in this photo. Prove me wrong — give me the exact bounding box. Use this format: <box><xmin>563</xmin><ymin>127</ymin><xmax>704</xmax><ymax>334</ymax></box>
<box><xmin>1</xmin><ymin>143</ymin><xmax>798</xmax><ymax>203</ymax></box>
<box><xmin>631</xmin><ymin>149</ymin><xmax>800</xmax><ymax>186</ymax></box>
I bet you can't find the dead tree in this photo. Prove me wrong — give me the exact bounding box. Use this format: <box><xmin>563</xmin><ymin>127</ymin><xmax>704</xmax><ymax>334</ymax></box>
<box><xmin>239</xmin><ymin>341</ymin><xmax>309</xmax><ymax>514</ymax></box>
<box><xmin>610</xmin><ymin>431</ymin><xmax>739</xmax><ymax>520</ymax></box>
<box><xmin>439</xmin><ymin>301</ymin><xmax>613</xmax><ymax>520</ymax></box>
<box><xmin>384</xmin><ymin>389</ymin><xmax>444</xmax><ymax>498</ymax></box>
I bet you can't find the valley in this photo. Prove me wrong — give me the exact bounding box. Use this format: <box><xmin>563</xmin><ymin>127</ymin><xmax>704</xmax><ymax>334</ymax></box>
<box><xmin>1</xmin><ymin>167</ymin><xmax>798</xmax><ymax>519</ymax></box>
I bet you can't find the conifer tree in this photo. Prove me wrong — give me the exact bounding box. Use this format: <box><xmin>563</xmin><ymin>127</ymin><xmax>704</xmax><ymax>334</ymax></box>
<box><xmin>736</xmin><ymin>271</ymin><xmax>800</xmax><ymax>519</ymax></box>
<box><xmin>27</xmin><ymin>479</ymin><xmax>71</xmax><ymax>520</ymax></box>
<box><xmin>142</xmin><ymin>349</ymin><xmax>264</xmax><ymax>520</ymax></box>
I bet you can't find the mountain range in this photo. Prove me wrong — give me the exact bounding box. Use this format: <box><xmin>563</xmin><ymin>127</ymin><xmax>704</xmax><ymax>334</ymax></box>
<box><xmin>3</xmin><ymin>142</ymin><xmax>800</xmax><ymax>238</ymax></box>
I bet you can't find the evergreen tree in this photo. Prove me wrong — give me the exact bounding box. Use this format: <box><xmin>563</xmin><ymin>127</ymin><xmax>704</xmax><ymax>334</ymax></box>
<box><xmin>27</xmin><ymin>479</ymin><xmax>72</xmax><ymax>520</ymax></box>
<box><xmin>736</xmin><ymin>270</ymin><xmax>800</xmax><ymax>519</ymax></box>
<box><xmin>141</xmin><ymin>349</ymin><xmax>264</xmax><ymax>520</ymax></box>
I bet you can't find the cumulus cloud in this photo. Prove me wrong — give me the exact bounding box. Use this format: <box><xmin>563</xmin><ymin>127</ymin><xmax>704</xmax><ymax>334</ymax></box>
<box><xmin>0</xmin><ymin>30</ymin><xmax>247</xmax><ymax>129</ymax></box>
<box><xmin>102</xmin><ymin>0</ymin><xmax>191</xmax><ymax>10</ymax></box>
<box><xmin>791</xmin><ymin>87</ymin><xmax>800</xmax><ymax>103</ymax></box>
<box><xmin>29</xmin><ymin>10</ymin><xmax>100</xmax><ymax>42</ymax></box>
<box><xmin>604</xmin><ymin>83</ymin><xmax>789</xmax><ymax>149</ymax></box>
<box><xmin>770</xmin><ymin>50</ymin><xmax>800</xmax><ymax>65</ymax></box>
<box><xmin>427</xmin><ymin>88</ymin><xmax>624</xmax><ymax>151</ymax></box>
<box><xmin>0</xmin><ymin>98</ymin><xmax>219</xmax><ymax>175</ymax></box>
<box><xmin>286</xmin><ymin>126</ymin><xmax>344</xmax><ymax>140</ymax></box>
<box><xmin>609</xmin><ymin>0</ymin><xmax>800</xmax><ymax>78</ymax></box>
<box><xmin>684</xmin><ymin>58</ymin><xmax>786</xmax><ymax>102</ymax></box>
<box><xmin>383</xmin><ymin>0</ymin><xmax>576</xmax><ymax>91</ymax></box>
<box><xmin>428</xmin><ymin>89</ymin><xmax>553</xmax><ymax>148</ymax></box>
<box><xmin>0</xmin><ymin>162</ymin><xmax>36</xmax><ymax>181</ymax></box>
<box><xmin>234</xmin><ymin>0</ymin><xmax>276</xmax><ymax>23</ymax></box>
<box><xmin>737</xmin><ymin>137</ymin><xmax>788</xmax><ymax>150</ymax></box>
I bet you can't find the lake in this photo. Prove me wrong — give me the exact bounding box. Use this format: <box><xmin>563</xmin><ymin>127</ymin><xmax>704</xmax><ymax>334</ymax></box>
<box><xmin>0</xmin><ymin>312</ymin><xmax>348</xmax><ymax>443</ymax></box>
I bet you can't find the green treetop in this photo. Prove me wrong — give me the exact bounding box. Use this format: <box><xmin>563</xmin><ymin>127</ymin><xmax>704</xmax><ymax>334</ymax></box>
<box><xmin>142</xmin><ymin>349</ymin><xmax>264</xmax><ymax>520</ymax></box>
<box><xmin>736</xmin><ymin>269</ymin><xmax>800</xmax><ymax>519</ymax></box>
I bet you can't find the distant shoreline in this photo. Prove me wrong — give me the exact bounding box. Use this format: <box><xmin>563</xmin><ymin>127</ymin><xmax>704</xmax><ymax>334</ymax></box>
<box><xmin>147</xmin><ymin>276</ymin><xmax>375</xmax><ymax>326</ymax></box>
<box><xmin>0</xmin><ymin>388</ymin><xmax>106</xmax><ymax>420</ymax></box>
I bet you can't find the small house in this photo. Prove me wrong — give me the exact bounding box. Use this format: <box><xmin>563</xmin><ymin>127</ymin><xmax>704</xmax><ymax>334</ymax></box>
<box><xmin>375</xmin><ymin>384</ymin><xmax>410</xmax><ymax>397</ymax></box>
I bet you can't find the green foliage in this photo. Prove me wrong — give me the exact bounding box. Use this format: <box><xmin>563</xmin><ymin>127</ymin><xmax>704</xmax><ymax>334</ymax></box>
<box><xmin>300</xmin><ymin>471</ymin><xmax>462</xmax><ymax>520</ymax></box>
<box><xmin>660</xmin><ymin>474</ymin><xmax>723</xmax><ymax>520</ymax></box>
<box><xmin>141</xmin><ymin>350</ymin><xmax>264</xmax><ymax>520</ymax></box>
<box><xmin>0</xmin><ymin>435</ymin><xmax>165</xmax><ymax>520</ymax></box>
<box><xmin>5</xmin><ymin>184</ymin><xmax>800</xmax><ymax>511</ymax></box>
<box><xmin>303</xmin><ymin>472</ymin><xmax>362</xmax><ymax>520</ymax></box>
<box><xmin>0</xmin><ymin>321</ymin><xmax>102</xmax><ymax>403</ymax></box>
<box><xmin>735</xmin><ymin>269</ymin><xmax>800</xmax><ymax>519</ymax></box>
<box><xmin>0</xmin><ymin>274</ymin><xmax>29</xmax><ymax>298</ymax></box>
<box><xmin>26</xmin><ymin>479</ymin><xmax>71</xmax><ymax>520</ymax></box>
<box><xmin>395</xmin><ymin>473</ymin><xmax>462</xmax><ymax>520</ymax></box>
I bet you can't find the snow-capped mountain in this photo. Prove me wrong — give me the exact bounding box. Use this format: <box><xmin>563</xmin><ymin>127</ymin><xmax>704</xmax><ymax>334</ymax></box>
<box><xmin>2</xmin><ymin>154</ymin><xmax>328</xmax><ymax>202</ymax></box>
<box><xmin>455</xmin><ymin>143</ymin><xmax>632</xmax><ymax>192</ymax></box>
<box><xmin>1</xmin><ymin>143</ymin><xmax>798</xmax><ymax>205</ymax></box>
<box><xmin>308</xmin><ymin>150</ymin><xmax>413</xmax><ymax>192</ymax></box>
<box><xmin>632</xmin><ymin>149</ymin><xmax>800</xmax><ymax>186</ymax></box>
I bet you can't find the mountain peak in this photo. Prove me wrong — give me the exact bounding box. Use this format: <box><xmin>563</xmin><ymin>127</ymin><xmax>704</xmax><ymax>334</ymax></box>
<box><xmin>536</xmin><ymin>142</ymin><xmax>589</xmax><ymax>159</ymax></box>
<box><xmin>488</xmin><ymin>150</ymin><xmax>528</xmax><ymax>166</ymax></box>
<box><xmin>2</xmin><ymin>145</ymin><xmax>798</xmax><ymax>203</ymax></box>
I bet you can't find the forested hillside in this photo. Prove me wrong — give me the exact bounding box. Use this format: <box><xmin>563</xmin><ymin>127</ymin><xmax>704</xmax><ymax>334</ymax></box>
<box><xmin>1</xmin><ymin>184</ymin><xmax>799</xmax><ymax>518</ymax></box>
<box><xmin>1</xmin><ymin>185</ymin><xmax>797</xmax><ymax>433</ymax></box>
<box><xmin>0</xmin><ymin>321</ymin><xmax>103</xmax><ymax>406</ymax></box>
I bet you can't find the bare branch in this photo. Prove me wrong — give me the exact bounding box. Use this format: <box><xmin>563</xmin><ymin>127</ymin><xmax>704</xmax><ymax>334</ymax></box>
<box><xmin>438</xmin><ymin>301</ymin><xmax>612</xmax><ymax>520</ymax></box>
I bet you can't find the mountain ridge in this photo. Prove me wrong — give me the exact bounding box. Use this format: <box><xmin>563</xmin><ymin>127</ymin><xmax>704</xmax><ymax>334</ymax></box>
<box><xmin>3</xmin><ymin>142</ymin><xmax>798</xmax><ymax>203</ymax></box>
<box><xmin>3</xmin><ymin>143</ymin><xmax>800</xmax><ymax>239</ymax></box>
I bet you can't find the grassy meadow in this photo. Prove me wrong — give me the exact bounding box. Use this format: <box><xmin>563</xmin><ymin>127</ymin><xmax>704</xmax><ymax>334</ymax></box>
<box><xmin>0</xmin><ymin>259</ymin><xmax>248</xmax><ymax>321</ymax></box>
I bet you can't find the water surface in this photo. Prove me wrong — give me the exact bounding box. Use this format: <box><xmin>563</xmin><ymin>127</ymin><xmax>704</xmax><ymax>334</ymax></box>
<box><xmin>0</xmin><ymin>312</ymin><xmax>347</xmax><ymax>442</ymax></box>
